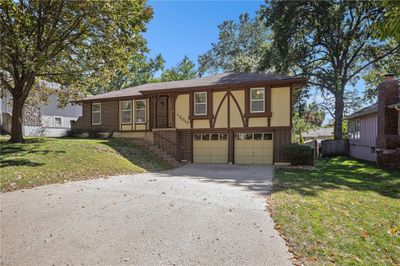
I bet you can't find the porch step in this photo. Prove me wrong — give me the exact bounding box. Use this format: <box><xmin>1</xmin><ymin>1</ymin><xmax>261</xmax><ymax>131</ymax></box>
<box><xmin>127</xmin><ymin>139</ymin><xmax>181</xmax><ymax>167</ymax></box>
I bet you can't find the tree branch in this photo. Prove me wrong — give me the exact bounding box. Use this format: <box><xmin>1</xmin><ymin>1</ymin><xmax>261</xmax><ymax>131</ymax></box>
<box><xmin>348</xmin><ymin>43</ymin><xmax>400</xmax><ymax>81</ymax></box>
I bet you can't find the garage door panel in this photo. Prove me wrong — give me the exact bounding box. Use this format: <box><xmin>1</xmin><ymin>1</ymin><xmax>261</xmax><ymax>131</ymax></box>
<box><xmin>253</xmin><ymin>156</ymin><xmax>273</xmax><ymax>165</ymax></box>
<box><xmin>234</xmin><ymin>132</ymin><xmax>273</xmax><ymax>165</ymax></box>
<box><xmin>193</xmin><ymin>134</ymin><xmax>228</xmax><ymax>164</ymax></box>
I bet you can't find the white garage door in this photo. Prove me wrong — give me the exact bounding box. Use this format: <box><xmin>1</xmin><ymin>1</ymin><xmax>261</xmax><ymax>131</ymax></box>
<box><xmin>193</xmin><ymin>133</ymin><xmax>228</xmax><ymax>163</ymax></box>
<box><xmin>234</xmin><ymin>133</ymin><xmax>273</xmax><ymax>164</ymax></box>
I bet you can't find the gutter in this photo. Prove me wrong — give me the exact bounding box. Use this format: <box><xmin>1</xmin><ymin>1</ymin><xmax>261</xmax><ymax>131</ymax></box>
<box><xmin>76</xmin><ymin>77</ymin><xmax>308</xmax><ymax>102</ymax></box>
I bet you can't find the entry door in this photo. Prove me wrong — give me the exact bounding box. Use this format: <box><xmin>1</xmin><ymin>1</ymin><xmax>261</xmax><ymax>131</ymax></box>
<box><xmin>235</xmin><ymin>133</ymin><xmax>273</xmax><ymax>164</ymax></box>
<box><xmin>156</xmin><ymin>96</ymin><xmax>168</xmax><ymax>128</ymax></box>
<box><xmin>193</xmin><ymin>133</ymin><xmax>229</xmax><ymax>163</ymax></box>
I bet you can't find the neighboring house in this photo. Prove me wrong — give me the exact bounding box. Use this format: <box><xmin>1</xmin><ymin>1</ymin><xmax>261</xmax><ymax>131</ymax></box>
<box><xmin>346</xmin><ymin>74</ymin><xmax>400</xmax><ymax>169</ymax></box>
<box><xmin>0</xmin><ymin>82</ymin><xmax>82</xmax><ymax>137</ymax></box>
<box><xmin>303</xmin><ymin>127</ymin><xmax>334</xmax><ymax>142</ymax></box>
<box><xmin>72</xmin><ymin>72</ymin><xmax>306</xmax><ymax>165</ymax></box>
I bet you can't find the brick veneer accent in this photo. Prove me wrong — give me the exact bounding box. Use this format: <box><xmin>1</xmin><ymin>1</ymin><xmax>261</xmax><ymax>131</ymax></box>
<box><xmin>273</xmin><ymin>128</ymin><xmax>291</xmax><ymax>163</ymax></box>
<box><xmin>376</xmin><ymin>76</ymin><xmax>400</xmax><ymax>169</ymax></box>
<box><xmin>377</xmin><ymin>150</ymin><xmax>400</xmax><ymax>170</ymax></box>
<box><xmin>177</xmin><ymin>131</ymin><xmax>193</xmax><ymax>162</ymax></box>
<box><xmin>71</xmin><ymin>101</ymin><xmax>119</xmax><ymax>132</ymax></box>
<box><xmin>153</xmin><ymin>129</ymin><xmax>178</xmax><ymax>159</ymax></box>
<box><xmin>376</xmin><ymin>78</ymin><xmax>399</xmax><ymax>149</ymax></box>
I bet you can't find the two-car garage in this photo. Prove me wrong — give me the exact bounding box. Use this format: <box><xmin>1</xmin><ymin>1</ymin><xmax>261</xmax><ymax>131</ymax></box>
<box><xmin>193</xmin><ymin>132</ymin><xmax>274</xmax><ymax>164</ymax></box>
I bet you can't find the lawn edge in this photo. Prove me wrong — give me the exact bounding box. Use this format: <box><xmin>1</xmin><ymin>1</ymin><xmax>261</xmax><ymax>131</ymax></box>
<box><xmin>266</xmin><ymin>181</ymin><xmax>304</xmax><ymax>266</ymax></box>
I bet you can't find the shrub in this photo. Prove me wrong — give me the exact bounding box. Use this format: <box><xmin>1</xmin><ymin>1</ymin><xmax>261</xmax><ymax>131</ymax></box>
<box><xmin>108</xmin><ymin>132</ymin><xmax>114</xmax><ymax>138</ymax></box>
<box><xmin>284</xmin><ymin>143</ymin><xmax>314</xmax><ymax>166</ymax></box>
<box><xmin>65</xmin><ymin>129</ymin><xmax>77</xmax><ymax>137</ymax></box>
<box><xmin>88</xmin><ymin>129</ymin><xmax>100</xmax><ymax>138</ymax></box>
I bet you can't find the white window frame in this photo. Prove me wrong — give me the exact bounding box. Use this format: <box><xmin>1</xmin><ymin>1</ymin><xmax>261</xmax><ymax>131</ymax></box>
<box><xmin>135</xmin><ymin>99</ymin><xmax>146</xmax><ymax>124</ymax></box>
<box><xmin>91</xmin><ymin>103</ymin><xmax>101</xmax><ymax>125</ymax></box>
<box><xmin>120</xmin><ymin>100</ymin><xmax>132</xmax><ymax>124</ymax></box>
<box><xmin>348</xmin><ymin>119</ymin><xmax>361</xmax><ymax>139</ymax></box>
<box><xmin>194</xmin><ymin>92</ymin><xmax>207</xmax><ymax>115</ymax></box>
<box><xmin>250</xmin><ymin>88</ymin><xmax>265</xmax><ymax>113</ymax></box>
<box><xmin>54</xmin><ymin>116</ymin><xmax>62</xmax><ymax>127</ymax></box>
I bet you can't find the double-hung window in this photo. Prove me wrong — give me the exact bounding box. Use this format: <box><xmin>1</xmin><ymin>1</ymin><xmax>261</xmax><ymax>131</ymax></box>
<box><xmin>194</xmin><ymin>92</ymin><xmax>207</xmax><ymax>115</ymax></box>
<box><xmin>91</xmin><ymin>103</ymin><xmax>101</xmax><ymax>125</ymax></box>
<box><xmin>348</xmin><ymin>119</ymin><xmax>361</xmax><ymax>139</ymax></box>
<box><xmin>135</xmin><ymin>99</ymin><xmax>146</xmax><ymax>123</ymax></box>
<box><xmin>121</xmin><ymin>100</ymin><xmax>132</xmax><ymax>124</ymax></box>
<box><xmin>54</xmin><ymin>116</ymin><xmax>62</xmax><ymax>127</ymax></box>
<box><xmin>250</xmin><ymin>88</ymin><xmax>265</xmax><ymax>113</ymax></box>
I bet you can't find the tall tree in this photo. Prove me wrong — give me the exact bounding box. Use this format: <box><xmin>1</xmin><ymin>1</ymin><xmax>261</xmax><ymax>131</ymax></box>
<box><xmin>198</xmin><ymin>12</ymin><xmax>311</xmax><ymax>114</ymax></box>
<box><xmin>160</xmin><ymin>55</ymin><xmax>198</xmax><ymax>82</ymax></box>
<box><xmin>0</xmin><ymin>0</ymin><xmax>153</xmax><ymax>143</ymax></box>
<box><xmin>95</xmin><ymin>53</ymin><xmax>165</xmax><ymax>94</ymax></box>
<box><xmin>198</xmin><ymin>13</ymin><xmax>270</xmax><ymax>75</ymax></box>
<box><xmin>261</xmin><ymin>1</ymin><xmax>400</xmax><ymax>139</ymax></box>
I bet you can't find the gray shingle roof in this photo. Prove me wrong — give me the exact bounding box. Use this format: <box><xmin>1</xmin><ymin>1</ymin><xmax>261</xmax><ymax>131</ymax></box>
<box><xmin>303</xmin><ymin>127</ymin><xmax>334</xmax><ymax>138</ymax></box>
<box><xmin>345</xmin><ymin>103</ymin><xmax>378</xmax><ymax>120</ymax></box>
<box><xmin>82</xmin><ymin>72</ymin><xmax>306</xmax><ymax>101</ymax></box>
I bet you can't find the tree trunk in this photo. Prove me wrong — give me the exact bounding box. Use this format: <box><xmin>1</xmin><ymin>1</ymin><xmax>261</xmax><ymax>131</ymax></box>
<box><xmin>9</xmin><ymin>96</ymin><xmax>25</xmax><ymax>143</ymax></box>
<box><xmin>334</xmin><ymin>90</ymin><xmax>344</xmax><ymax>140</ymax></box>
<box><xmin>8</xmin><ymin>75</ymin><xmax>36</xmax><ymax>143</ymax></box>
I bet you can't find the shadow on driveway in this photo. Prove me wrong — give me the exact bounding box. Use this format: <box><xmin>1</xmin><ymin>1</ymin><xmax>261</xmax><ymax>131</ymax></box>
<box><xmin>160</xmin><ymin>163</ymin><xmax>274</xmax><ymax>196</ymax></box>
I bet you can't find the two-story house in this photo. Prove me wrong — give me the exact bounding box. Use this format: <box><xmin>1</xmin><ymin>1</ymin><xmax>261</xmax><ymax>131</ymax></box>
<box><xmin>72</xmin><ymin>72</ymin><xmax>306</xmax><ymax>165</ymax></box>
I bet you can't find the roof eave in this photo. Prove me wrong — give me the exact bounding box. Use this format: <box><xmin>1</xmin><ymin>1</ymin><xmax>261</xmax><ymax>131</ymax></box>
<box><xmin>139</xmin><ymin>77</ymin><xmax>307</xmax><ymax>95</ymax></box>
<box><xmin>77</xmin><ymin>76</ymin><xmax>308</xmax><ymax>102</ymax></box>
<box><xmin>344</xmin><ymin>109</ymin><xmax>378</xmax><ymax>120</ymax></box>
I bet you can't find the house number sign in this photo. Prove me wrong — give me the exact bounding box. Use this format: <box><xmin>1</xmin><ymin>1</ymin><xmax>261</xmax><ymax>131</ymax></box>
<box><xmin>176</xmin><ymin>113</ymin><xmax>189</xmax><ymax>125</ymax></box>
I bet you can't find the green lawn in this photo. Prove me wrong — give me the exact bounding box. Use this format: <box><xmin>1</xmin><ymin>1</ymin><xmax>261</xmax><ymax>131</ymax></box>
<box><xmin>0</xmin><ymin>137</ymin><xmax>172</xmax><ymax>192</ymax></box>
<box><xmin>271</xmin><ymin>157</ymin><xmax>400</xmax><ymax>265</ymax></box>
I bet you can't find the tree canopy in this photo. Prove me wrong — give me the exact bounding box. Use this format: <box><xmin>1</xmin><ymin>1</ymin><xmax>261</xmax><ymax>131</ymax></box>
<box><xmin>198</xmin><ymin>1</ymin><xmax>399</xmax><ymax>139</ymax></box>
<box><xmin>0</xmin><ymin>0</ymin><xmax>153</xmax><ymax>142</ymax></box>
<box><xmin>160</xmin><ymin>55</ymin><xmax>198</xmax><ymax>82</ymax></box>
<box><xmin>198</xmin><ymin>13</ymin><xmax>270</xmax><ymax>76</ymax></box>
<box><xmin>374</xmin><ymin>0</ymin><xmax>400</xmax><ymax>41</ymax></box>
<box><xmin>261</xmin><ymin>1</ymin><xmax>399</xmax><ymax>139</ymax></box>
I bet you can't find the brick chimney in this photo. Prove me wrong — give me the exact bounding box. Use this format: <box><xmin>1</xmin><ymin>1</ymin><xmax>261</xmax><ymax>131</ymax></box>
<box><xmin>376</xmin><ymin>73</ymin><xmax>399</xmax><ymax>150</ymax></box>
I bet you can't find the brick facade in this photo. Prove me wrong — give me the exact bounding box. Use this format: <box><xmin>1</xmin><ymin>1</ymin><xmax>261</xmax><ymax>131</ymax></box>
<box><xmin>377</xmin><ymin>150</ymin><xmax>400</xmax><ymax>169</ymax></box>
<box><xmin>177</xmin><ymin>131</ymin><xmax>193</xmax><ymax>162</ymax></box>
<box><xmin>72</xmin><ymin>99</ymin><xmax>293</xmax><ymax>165</ymax></box>
<box><xmin>71</xmin><ymin>101</ymin><xmax>119</xmax><ymax>132</ymax></box>
<box><xmin>153</xmin><ymin>128</ymin><xmax>292</xmax><ymax>164</ymax></box>
<box><xmin>153</xmin><ymin>129</ymin><xmax>178</xmax><ymax>159</ymax></box>
<box><xmin>273</xmin><ymin>128</ymin><xmax>291</xmax><ymax>163</ymax></box>
<box><xmin>376</xmin><ymin>76</ymin><xmax>400</xmax><ymax>169</ymax></box>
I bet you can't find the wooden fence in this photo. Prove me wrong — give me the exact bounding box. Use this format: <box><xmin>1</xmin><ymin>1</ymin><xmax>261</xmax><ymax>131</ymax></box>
<box><xmin>321</xmin><ymin>139</ymin><xmax>349</xmax><ymax>157</ymax></box>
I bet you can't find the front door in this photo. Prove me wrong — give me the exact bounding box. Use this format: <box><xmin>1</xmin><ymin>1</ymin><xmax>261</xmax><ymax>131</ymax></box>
<box><xmin>156</xmin><ymin>96</ymin><xmax>168</xmax><ymax>128</ymax></box>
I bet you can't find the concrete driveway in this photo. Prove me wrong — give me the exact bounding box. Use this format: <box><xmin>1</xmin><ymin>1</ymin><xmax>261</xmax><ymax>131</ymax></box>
<box><xmin>1</xmin><ymin>164</ymin><xmax>292</xmax><ymax>266</ymax></box>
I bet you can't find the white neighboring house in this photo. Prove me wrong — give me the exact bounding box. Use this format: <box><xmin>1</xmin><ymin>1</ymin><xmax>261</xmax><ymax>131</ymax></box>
<box><xmin>0</xmin><ymin>82</ymin><xmax>82</xmax><ymax>137</ymax></box>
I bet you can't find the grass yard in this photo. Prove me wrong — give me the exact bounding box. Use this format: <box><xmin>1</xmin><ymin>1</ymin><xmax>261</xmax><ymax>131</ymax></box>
<box><xmin>0</xmin><ymin>137</ymin><xmax>172</xmax><ymax>192</ymax></box>
<box><xmin>271</xmin><ymin>157</ymin><xmax>400</xmax><ymax>265</ymax></box>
